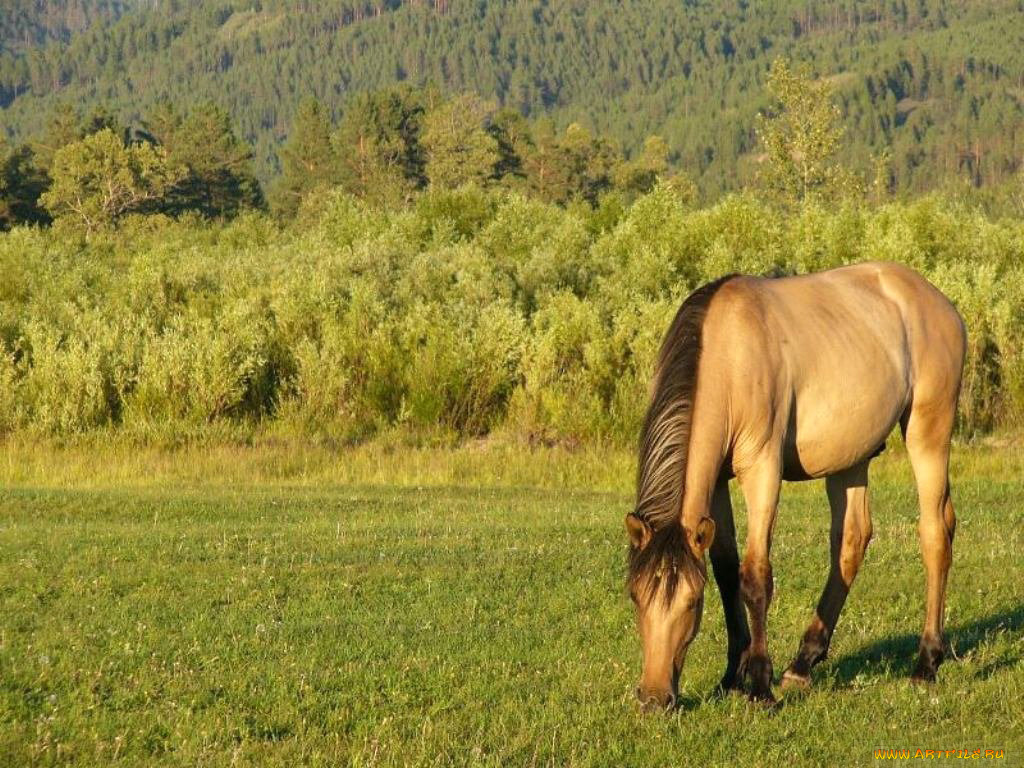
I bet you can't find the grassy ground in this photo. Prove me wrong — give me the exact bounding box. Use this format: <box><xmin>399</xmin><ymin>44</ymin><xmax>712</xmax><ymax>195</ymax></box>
<box><xmin>0</xmin><ymin>440</ymin><xmax>1021</xmax><ymax>766</ymax></box>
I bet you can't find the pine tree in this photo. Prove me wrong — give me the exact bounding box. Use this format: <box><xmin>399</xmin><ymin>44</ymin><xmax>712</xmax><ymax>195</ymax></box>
<box><xmin>271</xmin><ymin>98</ymin><xmax>336</xmax><ymax>217</ymax></box>
<box><xmin>333</xmin><ymin>85</ymin><xmax>429</xmax><ymax>206</ymax></box>
<box><xmin>523</xmin><ymin>119</ymin><xmax>572</xmax><ymax>203</ymax></box>
<box><xmin>0</xmin><ymin>137</ymin><xmax>48</xmax><ymax>229</ymax></box>
<box><xmin>558</xmin><ymin>123</ymin><xmax>621</xmax><ymax>204</ymax></box>
<box><xmin>489</xmin><ymin>107</ymin><xmax>532</xmax><ymax>184</ymax></box>
<box><xmin>615</xmin><ymin>135</ymin><xmax>669</xmax><ymax>196</ymax></box>
<box><xmin>160</xmin><ymin>102</ymin><xmax>264</xmax><ymax>217</ymax></box>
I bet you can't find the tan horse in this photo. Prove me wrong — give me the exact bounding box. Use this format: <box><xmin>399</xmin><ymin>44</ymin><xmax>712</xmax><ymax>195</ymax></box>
<box><xmin>625</xmin><ymin>262</ymin><xmax>965</xmax><ymax>707</ymax></box>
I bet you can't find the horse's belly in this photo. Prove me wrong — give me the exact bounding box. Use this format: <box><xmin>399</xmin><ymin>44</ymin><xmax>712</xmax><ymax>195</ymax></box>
<box><xmin>783</xmin><ymin>375</ymin><xmax>908</xmax><ymax>479</ymax></box>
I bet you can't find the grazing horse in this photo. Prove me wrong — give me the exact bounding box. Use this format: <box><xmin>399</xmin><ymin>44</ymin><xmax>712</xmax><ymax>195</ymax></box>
<box><xmin>625</xmin><ymin>262</ymin><xmax>965</xmax><ymax>708</ymax></box>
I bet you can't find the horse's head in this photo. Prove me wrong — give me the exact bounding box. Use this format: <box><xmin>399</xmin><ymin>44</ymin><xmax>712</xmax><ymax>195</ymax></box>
<box><xmin>625</xmin><ymin>513</ymin><xmax>715</xmax><ymax>710</ymax></box>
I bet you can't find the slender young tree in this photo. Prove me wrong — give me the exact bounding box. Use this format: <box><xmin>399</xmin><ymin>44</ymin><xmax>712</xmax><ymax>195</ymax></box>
<box><xmin>755</xmin><ymin>57</ymin><xmax>856</xmax><ymax>201</ymax></box>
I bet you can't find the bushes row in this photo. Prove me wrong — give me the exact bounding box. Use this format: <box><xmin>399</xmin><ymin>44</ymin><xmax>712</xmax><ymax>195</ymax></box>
<box><xmin>1</xmin><ymin>184</ymin><xmax>1023</xmax><ymax>443</ymax></box>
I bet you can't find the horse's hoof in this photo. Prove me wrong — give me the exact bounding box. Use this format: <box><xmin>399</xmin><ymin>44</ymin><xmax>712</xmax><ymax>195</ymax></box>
<box><xmin>715</xmin><ymin>680</ymin><xmax>745</xmax><ymax>698</ymax></box>
<box><xmin>780</xmin><ymin>668</ymin><xmax>811</xmax><ymax>692</ymax></box>
<box><xmin>910</xmin><ymin>672</ymin><xmax>937</xmax><ymax>687</ymax></box>
<box><xmin>747</xmin><ymin>687</ymin><xmax>777</xmax><ymax>706</ymax></box>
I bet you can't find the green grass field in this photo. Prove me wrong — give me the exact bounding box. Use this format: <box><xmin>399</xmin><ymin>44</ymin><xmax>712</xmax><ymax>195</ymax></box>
<box><xmin>0</xmin><ymin>441</ymin><xmax>1021</xmax><ymax>766</ymax></box>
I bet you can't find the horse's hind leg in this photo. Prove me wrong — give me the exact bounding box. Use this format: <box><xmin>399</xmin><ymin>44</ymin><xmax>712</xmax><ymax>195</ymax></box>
<box><xmin>904</xmin><ymin>405</ymin><xmax>957</xmax><ymax>683</ymax></box>
<box><xmin>708</xmin><ymin>476</ymin><xmax>751</xmax><ymax>693</ymax></box>
<box><xmin>781</xmin><ymin>460</ymin><xmax>872</xmax><ymax>690</ymax></box>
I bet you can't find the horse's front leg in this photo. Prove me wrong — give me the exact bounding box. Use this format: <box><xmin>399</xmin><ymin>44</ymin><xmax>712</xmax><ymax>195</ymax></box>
<box><xmin>738</xmin><ymin>455</ymin><xmax>783</xmax><ymax>703</ymax></box>
<box><xmin>708</xmin><ymin>476</ymin><xmax>751</xmax><ymax>693</ymax></box>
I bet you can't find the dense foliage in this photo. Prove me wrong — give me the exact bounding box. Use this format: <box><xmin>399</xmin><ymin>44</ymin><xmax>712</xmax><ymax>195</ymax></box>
<box><xmin>1</xmin><ymin>185</ymin><xmax>1021</xmax><ymax>443</ymax></box>
<box><xmin>1</xmin><ymin>0</ymin><xmax>1022</xmax><ymax>197</ymax></box>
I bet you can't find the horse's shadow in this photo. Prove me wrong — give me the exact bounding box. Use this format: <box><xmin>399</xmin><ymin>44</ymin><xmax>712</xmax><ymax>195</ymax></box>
<box><xmin>822</xmin><ymin>602</ymin><xmax>1024</xmax><ymax>687</ymax></box>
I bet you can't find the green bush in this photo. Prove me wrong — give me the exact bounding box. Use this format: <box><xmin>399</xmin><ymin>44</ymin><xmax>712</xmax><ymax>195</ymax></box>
<box><xmin>1</xmin><ymin>187</ymin><xmax>1022</xmax><ymax>443</ymax></box>
<box><xmin>125</xmin><ymin>303</ymin><xmax>274</xmax><ymax>428</ymax></box>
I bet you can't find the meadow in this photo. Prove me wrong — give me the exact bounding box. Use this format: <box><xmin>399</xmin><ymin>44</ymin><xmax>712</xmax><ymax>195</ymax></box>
<box><xmin>2</xmin><ymin>183</ymin><xmax>1023</xmax><ymax>766</ymax></box>
<box><xmin>0</xmin><ymin>439</ymin><xmax>1021</xmax><ymax>766</ymax></box>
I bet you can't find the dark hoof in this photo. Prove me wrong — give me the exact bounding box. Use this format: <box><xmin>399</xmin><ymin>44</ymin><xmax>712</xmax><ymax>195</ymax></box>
<box><xmin>743</xmin><ymin>655</ymin><xmax>774</xmax><ymax>704</ymax></box>
<box><xmin>910</xmin><ymin>669</ymin><xmax>937</xmax><ymax>686</ymax></box>
<box><xmin>715</xmin><ymin>676</ymin><xmax>745</xmax><ymax>698</ymax></box>
<box><xmin>747</xmin><ymin>686</ymin><xmax>778</xmax><ymax>706</ymax></box>
<box><xmin>911</xmin><ymin>644</ymin><xmax>944</xmax><ymax>685</ymax></box>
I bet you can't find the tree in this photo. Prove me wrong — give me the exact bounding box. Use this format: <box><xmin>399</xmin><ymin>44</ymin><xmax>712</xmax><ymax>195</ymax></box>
<box><xmin>489</xmin><ymin>107</ymin><xmax>532</xmax><ymax>184</ymax></box>
<box><xmin>140</xmin><ymin>100</ymin><xmax>182</xmax><ymax>149</ymax></box>
<box><xmin>615</xmin><ymin>134</ymin><xmax>670</xmax><ymax>196</ymax></box>
<box><xmin>560</xmin><ymin>122</ymin><xmax>621</xmax><ymax>203</ymax></box>
<box><xmin>421</xmin><ymin>93</ymin><xmax>500</xmax><ymax>189</ymax></box>
<box><xmin>755</xmin><ymin>58</ymin><xmax>854</xmax><ymax>201</ymax></box>
<box><xmin>522</xmin><ymin>119</ymin><xmax>572</xmax><ymax>203</ymax></box>
<box><xmin>333</xmin><ymin>85</ymin><xmax>429</xmax><ymax>206</ymax></box>
<box><xmin>0</xmin><ymin>137</ymin><xmax>48</xmax><ymax>229</ymax></box>
<box><xmin>271</xmin><ymin>98</ymin><xmax>337</xmax><ymax>217</ymax></box>
<box><xmin>155</xmin><ymin>102</ymin><xmax>263</xmax><ymax>218</ymax></box>
<box><xmin>40</xmin><ymin>129</ymin><xmax>184</xmax><ymax>234</ymax></box>
<box><xmin>522</xmin><ymin>121</ymin><xmax>623</xmax><ymax>205</ymax></box>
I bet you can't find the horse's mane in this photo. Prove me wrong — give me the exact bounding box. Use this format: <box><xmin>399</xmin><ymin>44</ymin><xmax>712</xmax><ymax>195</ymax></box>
<box><xmin>628</xmin><ymin>275</ymin><xmax>736</xmax><ymax>600</ymax></box>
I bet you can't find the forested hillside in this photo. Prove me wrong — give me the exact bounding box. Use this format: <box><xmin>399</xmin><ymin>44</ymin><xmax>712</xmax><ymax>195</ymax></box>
<box><xmin>0</xmin><ymin>0</ymin><xmax>132</xmax><ymax>55</ymax></box>
<box><xmin>1</xmin><ymin>0</ymin><xmax>1022</xmax><ymax>197</ymax></box>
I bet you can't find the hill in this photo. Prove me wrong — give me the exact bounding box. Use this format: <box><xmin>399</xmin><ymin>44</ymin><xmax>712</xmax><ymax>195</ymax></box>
<box><xmin>1</xmin><ymin>0</ymin><xmax>1023</xmax><ymax>196</ymax></box>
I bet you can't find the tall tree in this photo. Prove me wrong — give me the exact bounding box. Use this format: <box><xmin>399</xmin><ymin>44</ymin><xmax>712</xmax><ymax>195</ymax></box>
<box><xmin>615</xmin><ymin>135</ymin><xmax>670</xmax><ymax>196</ymax></box>
<box><xmin>559</xmin><ymin>122</ymin><xmax>620</xmax><ymax>204</ymax></box>
<box><xmin>522</xmin><ymin>119</ymin><xmax>572</xmax><ymax>204</ymax></box>
<box><xmin>0</xmin><ymin>137</ymin><xmax>48</xmax><ymax>229</ymax></box>
<box><xmin>333</xmin><ymin>85</ymin><xmax>429</xmax><ymax>206</ymax></box>
<box><xmin>158</xmin><ymin>102</ymin><xmax>263</xmax><ymax>218</ymax></box>
<box><xmin>271</xmin><ymin>98</ymin><xmax>336</xmax><ymax>216</ymax></box>
<box><xmin>489</xmin><ymin>107</ymin><xmax>532</xmax><ymax>185</ymax></box>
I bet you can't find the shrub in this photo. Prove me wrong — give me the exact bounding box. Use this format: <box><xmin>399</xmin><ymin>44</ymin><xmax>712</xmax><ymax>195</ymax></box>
<box><xmin>1</xmin><ymin>187</ymin><xmax>1023</xmax><ymax>443</ymax></box>
<box><xmin>125</xmin><ymin>302</ymin><xmax>274</xmax><ymax>428</ymax></box>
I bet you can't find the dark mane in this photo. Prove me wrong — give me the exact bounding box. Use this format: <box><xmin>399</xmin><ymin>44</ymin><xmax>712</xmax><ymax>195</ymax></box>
<box><xmin>634</xmin><ymin>274</ymin><xmax>736</xmax><ymax>528</ymax></box>
<box><xmin>628</xmin><ymin>275</ymin><xmax>736</xmax><ymax>601</ymax></box>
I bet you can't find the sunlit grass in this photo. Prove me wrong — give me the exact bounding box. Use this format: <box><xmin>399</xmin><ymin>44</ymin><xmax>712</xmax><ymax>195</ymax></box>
<box><xmin>0</xmin><ymin>440</ymin><xmax>1021</xmax><ymax>766</ymax></box>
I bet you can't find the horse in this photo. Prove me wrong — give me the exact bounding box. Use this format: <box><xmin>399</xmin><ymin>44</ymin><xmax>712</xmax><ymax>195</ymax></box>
<box><xmin>625</xmin><ymin>261</ymin><xmax>965</xmax><ymax>708</ymax></box>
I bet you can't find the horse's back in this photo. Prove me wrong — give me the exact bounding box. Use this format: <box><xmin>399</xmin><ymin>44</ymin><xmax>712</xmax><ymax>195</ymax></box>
<box><xmin>807</xmin><ymin>262</ymin><xmax>966</xmax><ymax>411</ymax></box>
<box><xmin>700</xmin><ymin>262</ymin><xmax>964</xmax><ymax>478</ymax></box>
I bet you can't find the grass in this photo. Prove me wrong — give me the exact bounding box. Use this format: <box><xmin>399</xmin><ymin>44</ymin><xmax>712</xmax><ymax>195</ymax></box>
<box><xmin>0</xmin><ymin>439</ymin><xmax>1021</xmax><ymax>766</ymax></box>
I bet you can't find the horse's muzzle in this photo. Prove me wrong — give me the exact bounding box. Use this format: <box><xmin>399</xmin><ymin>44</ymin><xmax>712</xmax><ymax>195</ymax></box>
<box><xmin>636</xmin><ymin>686</ymin><xmax>676</xmax><ymax>711</ymax></box>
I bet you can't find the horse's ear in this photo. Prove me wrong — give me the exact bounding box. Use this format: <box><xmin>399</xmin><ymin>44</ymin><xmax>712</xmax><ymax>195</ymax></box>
<box><xmin>625</xmin><ymin>514</ymin><xmax>652</xmax><ymax>551</ymax></box>
<box><xmin>690</xmin><ymin>516</ymin><xmax>716</xmax><ymax>554</ymax></box>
